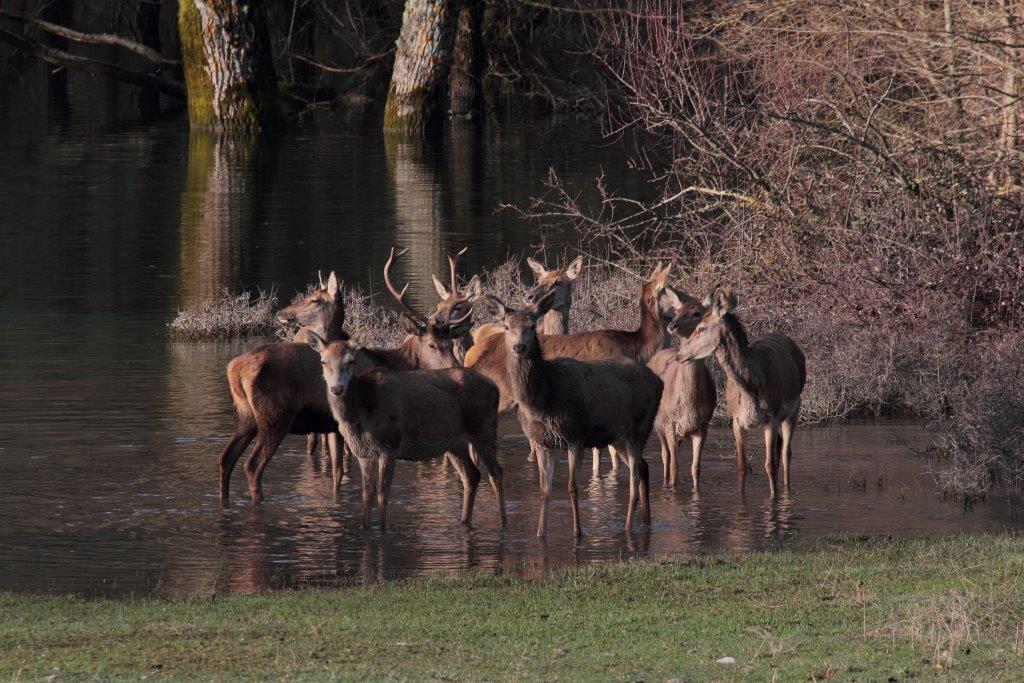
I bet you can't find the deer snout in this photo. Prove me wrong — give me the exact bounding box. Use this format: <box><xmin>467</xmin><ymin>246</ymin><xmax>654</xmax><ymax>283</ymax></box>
<box><xmin>524</xmin><ymin>288</ymin><xmax>542</xmax><ymax>304</ymax></box>
<box><xmin>330</xmin><ymin>385</ymin><xmax>344</xmax><ymax>396</ymax></box>
<box><xmin>512</xmin><ymin>343</ymin><xmax>528</xmax><ymax>355</ymax></box>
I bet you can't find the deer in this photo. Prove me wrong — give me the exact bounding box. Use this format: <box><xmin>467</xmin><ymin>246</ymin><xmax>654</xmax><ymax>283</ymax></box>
<box><xmin>484</xmin><ymin>291</ymin><xmax>664</xmax><ymax>538</ymax></box>
<box><xmin>647</xmin><ymin>294</ymin><xmax>717</xmax><ymax>490</ymax></box>
<box><xmin>428</xmin><ymin>247</ymin><xmax>481</xmax><ymax>363</ymax></box>
<box><xmin>676</xmin><ymin>287</ymin><xmax>806</xmax><ymax>496</ymax></box>
<box><xmin>307</xmin><ymin>332</ymin><xmax>507</xmax><ymax>533</ymax></box>
<box><xmin>276</xmin><ymin>271</ymin><xmax>348</xmax><ymax>462</ymax></box>
<box><xmin>218</xmin><ymin>250</ymin><xmax>465</xmax><ymax>505</ymax></box>
<box><xmin>466</xmin><ymin>262</ymin><xmax>679</xmax><ymax>474</ymax></box>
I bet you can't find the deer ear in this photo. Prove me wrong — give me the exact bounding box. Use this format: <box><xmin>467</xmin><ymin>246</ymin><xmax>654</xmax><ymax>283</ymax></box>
<box><xmin>431</xmin><ymin>274</ymin><xmax>450</xmax><ymax>299</ymax></box>
<box><xmin>711</xmin><ymin>288</ymin><xmax>735</xmax><ymax>318</ymax></box>
<box><xmin>306</xmin><ymin>330</ymin><xmax>327</xmax><ymax>354</ymax></box>
<box><xmin>327</xmin><ymin>272</ymin><xmax>341</xmax><ymax>298</ymax></box>
<box><xmin>662</xmin><ymin>285</ymin><xmax>682</xmax><ymax>311</ymax></box>
<box><xmin>484</xmin><ymin>295</ymin><xmax>507</xmax><ymax>319</ymax></box>
<box><xmin>462</xmin><ymin>275</ymin><xmax>481</xmax><ymax>301</ymax></box>
<box><xmin>526</xmin><ymin>257</ymin><xmax>546</xmax><ymax>279</ymax></box>
<box><xmin>565</xmin><ymin>255</ymin><xmax>584</xmax><ymax>280</ymax></box>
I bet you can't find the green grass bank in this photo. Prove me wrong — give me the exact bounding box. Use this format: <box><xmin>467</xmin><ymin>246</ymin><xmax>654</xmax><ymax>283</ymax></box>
<box><xmin>3</xmin><ymin>535</ymin><xmax>1023</xmax><ymax>681</ymax></box>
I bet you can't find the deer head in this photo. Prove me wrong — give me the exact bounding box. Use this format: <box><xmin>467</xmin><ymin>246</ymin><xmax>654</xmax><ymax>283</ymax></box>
<box><xmin>386</xmin><ymin>247</ymin><xmax>461</xmax><ymax>368</ymax></box>
<box><xmin>277</xmin><ymin>271</ymin><xmax>344</xmax><ymax>331</ymax></box>
<box><xmin>484</xmin><ymin>290</ymin><xmax>557</xmax><ymax>358</ymax></box>
<box><xmin>307</xmin><ymin>332</ymin><xmax>360</xmax><ymax>398</ymax></box>
<box><xmin>677</xmin><ymin>286</ymin><xmax>738</xmax><ymax>361</ymax></box>
<box><xmin>430</xmin><ymin>246</ymin><xmax>479</xmax><ymax>339</ymax></box>
<box><xmin>524</xmin><ymin>255</ymin><xmax>583</xmax><ymax>312</ymax></box>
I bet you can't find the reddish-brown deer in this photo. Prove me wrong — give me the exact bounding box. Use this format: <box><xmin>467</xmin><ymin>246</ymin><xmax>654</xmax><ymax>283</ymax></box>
<box><xmin>277</xmin><ymin>271</ymin><xmax>347</xmax><ymax>461</ymax></box>
<box><xmin>467</xmin><ymin>263</ymin><xmax>678</xmax><ymax>473</ymax></box>
<box><xmin>647</xmin><ymin>294</ymin><xmax>717</xmax><ymax>490</ymax></box>
<box><xmin>676</xmin><ymin>288</ymin><xmax>806</xmax><ymax>496</ymax></box>
<box><xmin>485</xmin><ymin>292</ymin><xmax>663</xmax><ymax>538</ymax></box>
<box><xmin>308</xmin><ymin>333</ymin><xmax>506</xmax><ymax>532</ymax></box>
<box><xmin>219</xmin><ymin>252</ymin><xmax>463</xmax><ymax>504</ymax></box>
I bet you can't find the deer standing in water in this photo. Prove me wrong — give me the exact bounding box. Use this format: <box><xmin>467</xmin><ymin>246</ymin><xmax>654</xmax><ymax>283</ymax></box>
<box><xmin>485</xmin><ymin>292</ymin><xmax>663</xmax><ymax>538</ymax></box>
<box><xmin>308</xmin><ymin>333</ymin><xmax>506</xmax><ymax>532</ymax></box>
<box><xmin>466</xmin><ymin>263</ymin><xmax>679</xmax><ymax>474</ymax></box>
<box><xmin>276</xmin><ymin>271</ymin><xmax>347</xmax><ymax>463</ymax></box>
<box><xmin>647</xmin><ymin>294</ymin><xmax>717</xmax><ymax>490</ymax></box>
<box><xmin>219</xmin><ymin>252</ymin><xmax>464</xmax><ymax>504</ymax></box>
<box><xmin>676</xmin><ymin>288</ymin><xmax>806</xmax><ymax>496</ymax></box>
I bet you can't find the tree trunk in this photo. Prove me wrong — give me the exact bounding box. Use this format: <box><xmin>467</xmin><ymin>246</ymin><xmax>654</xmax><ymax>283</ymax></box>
<box><xmin>448</xmin><ymin>0</ymin><xmax>481</xmax><ymax>116</ymax></box>
<box><xmin>383</xmin><ymin>0</ymin><xmax>461</xmax><ymax>131</ymax></box>
<box><xmin>177</xmin><ymin>0</ymin><xmax>279</xmax><ymax>132</ymax></box>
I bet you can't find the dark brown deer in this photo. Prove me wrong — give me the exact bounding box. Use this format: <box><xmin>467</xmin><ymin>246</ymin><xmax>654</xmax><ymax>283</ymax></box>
<box><xmin>647</xmin><ymin>294</ymin><xmax>717</xmax><ymax>490</ymax></box>
<box><xmin>466</xmin><ymin>263</ymin><xmax>678</xmax><ymax>473</ymax></box>
<box><xmin>428</xmin><ymin>247</ymin><xmax>481</xmax><ymax>362</ymax></box>
<box><xmin>676</xmin><ymin>287</ymin><xmax>806</xmax><ymax>496</ymax></box>
<box><xmin>276</xmin><ymin>271</ymin><xmax>347</xmax><ymax>460</ymax></box>
<box><xmin>485</xmin><ymin>292</ymin><xmax>663</xmax><ymax>538</ymax></box>
<box><xmin>218</xmin><ymin>252</ymin><xmax>463</xmax><ymax>504</ymax></box>
<box><xmin>308</xmin><ymin>333</ymin><xmax>506</xmax><ymax>532</ymax></box>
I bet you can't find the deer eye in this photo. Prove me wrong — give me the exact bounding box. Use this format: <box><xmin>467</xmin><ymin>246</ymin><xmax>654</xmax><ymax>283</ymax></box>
<box><xmin>554</xmin><ymin>280</ymin><xmax>563</xmax><ymax>286</ymax></box>
<box><xmin>428</xmin><ymin>342</ymin><xmax>437</xmax><ymax>350</ymax></box>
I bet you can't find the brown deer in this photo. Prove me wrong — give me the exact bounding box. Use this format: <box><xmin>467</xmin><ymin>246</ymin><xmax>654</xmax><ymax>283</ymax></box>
<box><xmin>647</xmin><ymin>294</ymin><xmax>717</xmax><ymax>490</ymax></box>
<box><xmin>485</xmin><ymin>292</ymin><xmax>663</xmax><ymax>538</ymax></box>
<box><xmin>276</xmin><ymin>271</ymin><xmax>347</xmax><ymax>461</ymax></box>
<box><xmin>676</xmin><ymin>287</ymin><xmax>806</xmax><ymax>496</ymax></box>
<box><xmin>307</xmin><ymin>332</ymin><xmax>506</xmax><ymax>532</ymax></box>
<box><xmin>429</xmin><ymin>247</ymin><xmax>481</xmax><ymax>362</ymax></box>
<box><xmin>218</xmin><ymin>251</ymin><xmax>464</xmax><ymax>504</ymax></box>
<box><xmin>466</xmin><ymin>263</ymin><xmax>679</xmax><ymax>473</ymax></box>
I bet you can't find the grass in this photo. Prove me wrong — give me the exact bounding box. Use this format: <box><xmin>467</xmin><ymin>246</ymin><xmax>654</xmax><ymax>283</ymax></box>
<box><xmin>169</xmin><ymin>290</ymin><xmax>278</xmax><ymax>340</ymax></box>
<box><xmin>3</xmin><ymin>535</ymin><xmax>1024</xmax><ymax>680</ymax></box>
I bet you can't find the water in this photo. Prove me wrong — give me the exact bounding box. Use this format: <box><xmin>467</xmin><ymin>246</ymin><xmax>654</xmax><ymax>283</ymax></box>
<box><xmin>1</xmin><ymin>110</ymin><xmax>1021</xmax><ymax>597</ymax></box>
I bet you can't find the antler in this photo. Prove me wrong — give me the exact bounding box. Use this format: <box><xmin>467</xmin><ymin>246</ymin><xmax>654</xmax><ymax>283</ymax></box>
<box><xmin>446</xmin><ymin>246</ymin><xmax>468</xmax><ymax>295</ymax></box>
<box><xmin>318</xmin><ymin>270</ymin><xmax>324</xmax><ymax>289</ymax></box>
<box><xmin>383</xmin><ymin>247</ymin><xmax>428</xmax><ymax>328</ymax></box>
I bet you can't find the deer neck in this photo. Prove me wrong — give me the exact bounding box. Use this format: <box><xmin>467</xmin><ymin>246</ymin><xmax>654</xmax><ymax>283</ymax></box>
<box><xmin>713</xmin><ymin>318</ymin><xmax>762</xmax><ymax>397</ymax></box>
<box><xmin>631</xmin><ymin>287</ymin><xmax>669</xmax><ymax>361</ymax></box>
<box><xmin>506</xmin><ymin>338</ymin><xmax>551</xmax><ymax>409</ymax></box>
<box><xmin>365</xmin><ymin>338</ymin><xmax>420</xmax><ymax>370</ymax></box>
<box><xmin>539</xmin><ymin>306</ymin><xmax>569</xmax><ymax>336</ymax></box>
<box><xmin>308</xmin><ymin>304</ymin><xmax>346</xmax><ymax>342</ymax></box>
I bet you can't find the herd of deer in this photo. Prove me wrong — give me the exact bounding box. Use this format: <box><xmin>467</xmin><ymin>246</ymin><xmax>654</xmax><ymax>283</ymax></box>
<box><xmin>218</xmin><ymin>248</ymin><xmax>807</xmax><ymax>539</ymax></box>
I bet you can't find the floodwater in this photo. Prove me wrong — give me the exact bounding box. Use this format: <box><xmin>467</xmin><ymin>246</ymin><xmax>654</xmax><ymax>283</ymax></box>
<box><xmin>1</xmin><ymin>105</ymin><xmax>1022</xmax><ymax>597</ymax></box>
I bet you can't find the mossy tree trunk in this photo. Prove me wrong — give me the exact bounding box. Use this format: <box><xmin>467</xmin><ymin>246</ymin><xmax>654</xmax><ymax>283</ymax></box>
<box><xmin>448</xmin><ymin>0</ymin><xmax>481</xmax><ymax>117</ymax></box>
<box><xmin>178</xmin><ymin>0</ymin><xmax>279</xmax><ymax>132</ymax></box>
<box><xmin>383</xmin><ymin>0</ymin><xmax>461</xmax><ymax>131</ymax></box>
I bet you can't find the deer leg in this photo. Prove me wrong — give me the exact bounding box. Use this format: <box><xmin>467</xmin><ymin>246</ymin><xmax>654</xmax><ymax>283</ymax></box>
<box><xmin>567</xmin><ymin>446</ymin><xmax>582</xmax><ymax>539</ymax></box>
<box><xmin>535</xmin><ymin>448</ymin><xmax>554</xmax><ymax>538</ymax></box>
<box><xmin>245</xmin><ymin>429</ymin><xmax>287</xmax><ymax>504</ymax></box>
<box><xmin>219</xmin><ymin>423</ymin><xmax>256</xmax><ymax>504</ymax></box>
<box><xmin>656</xmin><ymin>430</ymin><xmax>670</xmax><ymax>484</ymax></box>
<box><xmin>609</xmin><ymin>444</ymin><xmax>620</xmax><ymax>471</ymax></box>
<box><xmin>592</xmin><ymin>447</ymin><xmax>601</xmax><ymax>476</ymax></box>
<box><xmin>763</xmin><ymin>426</ymin><xmax>778</xmax><ymax>497</ymax></box>
<box><xmin>732</xmin><ymin>419</ymin><xmax>748</xmax><ymax>492</ymax></box>
<box><xmin>472</xmin><ymin>443</ymin><xmax>507</xmax><ymax>528</ymax></box>
<box><xmin>666</xmin><ymin>431</ymin><xmax>680</xmax><ymax>489</ymax></box>
<box><xmin>527</xmin><ymin>440</ymin><xmax>538</xmax><ymax>463</ymax></box>
<box><xmin>306</xmin><ymin>433</ymin><xmax>319</xmax><ymax>457</ymax></box>
<box><xmin>624</xmin><ymin>448</ymin><xmax>638</xmax><ymax>532</ymax></box>
<box><xmin>377</xmin><ymin>457</ymin><xmax>396</xmax><ymax>533</ymax></box>
<box><xmin>450</xmin><ymin>449</ymin><xmax>481</xmax><ymax>526</ymax></box>
<box><xmin>691</xmin><ymin>426</ymin><xmax>707</xmax><ymax>493</ymax></box>
<box><xmin>354</xmin><ymin>456</ymin><xmax>376</xmax><ymax>530</ymax></box>
<box><xmin>327</xmin><ymin>432</ymin><xmax>343</xmax><ymax>493</ymax></box>
<box><xmin>779</xmin><ymin>419</ymin><xmax>795</xmax><ymax>491</ymax></box>
<box><xmin>639</xmin><ymin>454</ymin><xmax>651</xmax><ymax>526</ymax></box>
<box><xmin>320</xmin><ymin>433</ymin><xmax>329</xmax><ymax>455</ymax></box>
<box><xmin>342</xmin><ymin>438</ymin><xmax>352</xmax><ymax>481</ymax></box>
